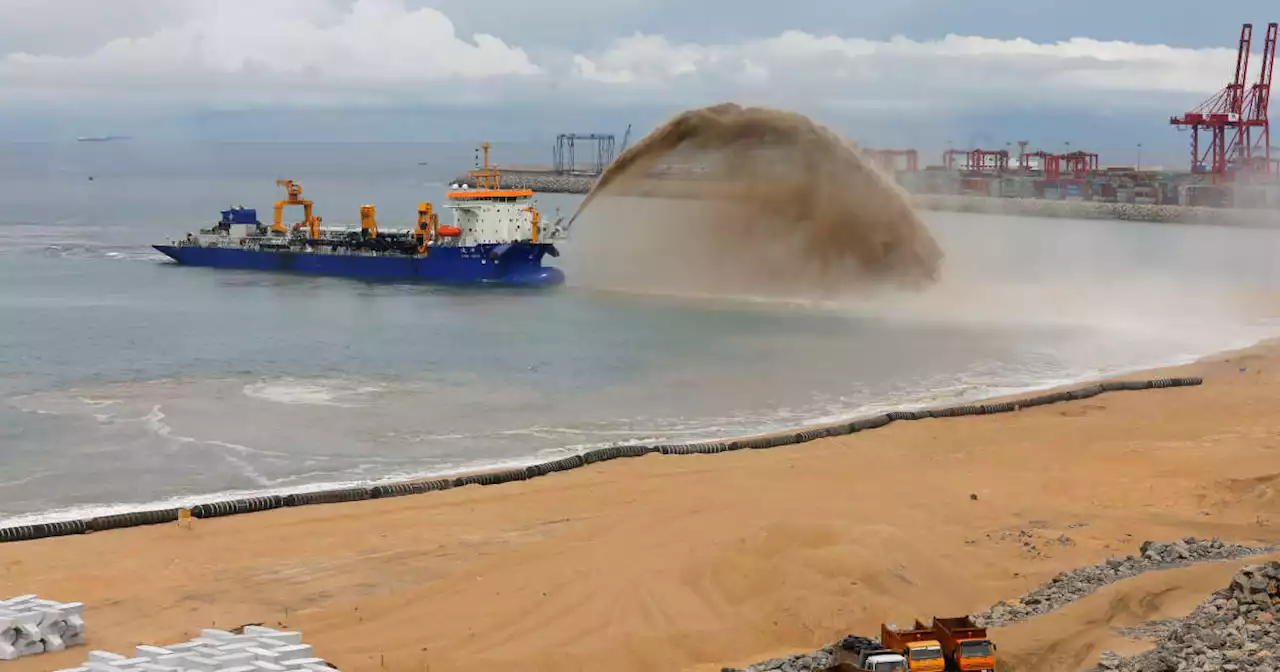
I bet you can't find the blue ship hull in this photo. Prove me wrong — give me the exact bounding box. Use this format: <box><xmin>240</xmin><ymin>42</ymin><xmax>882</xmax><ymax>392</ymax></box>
<box><xmin>153</xmin><ymin>243</ymin><xmax>565</xmax><ymax>286</ymax></box>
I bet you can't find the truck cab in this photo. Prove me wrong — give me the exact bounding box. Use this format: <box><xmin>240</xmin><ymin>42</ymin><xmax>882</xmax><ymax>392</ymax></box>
<box><xmin>882</xmin><ymin>622</ymin><xmax>945</xmax><ymax>672</ymax></box>
<box><xmin>902</xmin><ymin>640</ymin><xmax>945</xmax><ymax>671</ymax></box>
<box><xmin>862</xmin><ymin>652</ymin><xmax>910</xmax><ymax>672</ymax></box>
<box><xmin>837</xmin><ymin>636</ymin><xmax>909</xmax><ymax>672</ymax></box>
<box><xmin>929</xmin><ymin>617</ymin><xmax>996</xmax><ymax>672</ymax></box>
<box><xmin>951</xmin><ymin>638</ymin><xmax>994</xmax><ymax>671</ymax></box>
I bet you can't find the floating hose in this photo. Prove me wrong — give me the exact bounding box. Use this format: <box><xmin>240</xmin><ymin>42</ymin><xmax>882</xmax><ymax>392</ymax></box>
<box><xmin>0</xmin><ymin>376</ymin><xmax>1204</xmax><ymax>543</ymax></box>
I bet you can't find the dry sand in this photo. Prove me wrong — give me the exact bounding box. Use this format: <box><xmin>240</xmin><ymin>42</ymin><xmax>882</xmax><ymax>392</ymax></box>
<box><xmin>3</xmin><ymin>343</ymin><xmax>1280</xmax><ymax>672</ymax></box>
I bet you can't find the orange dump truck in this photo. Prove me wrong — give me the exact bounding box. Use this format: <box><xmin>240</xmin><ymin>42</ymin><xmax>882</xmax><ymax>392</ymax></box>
<box><xmin>929</xmin><ymin>616</ymin><xmax>996</xmax><ymax>671</ymax></box>
<box><xmin>881</xmin><ymin>623</ymin><xmax>945</xmax><ymax>672</ymax></box>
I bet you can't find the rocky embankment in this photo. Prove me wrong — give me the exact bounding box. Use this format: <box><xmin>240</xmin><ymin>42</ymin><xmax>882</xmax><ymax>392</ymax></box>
<box><xmin>975</xmin><ymin>538</ymin><xmax>1274</xmax><ymax>628</ymax></box>
<box><xmin>452</xmin><ymin>171</ymin><xmax>594</xmax><ymax>194</ymax></box>
<box><xmin>912</xmin><ymin>194</ymin><xmax>1280</xmax><ymax>228</ymax></box>
<box><xmin>727</xmin><ymin>645</ymin><xmax>840</xmax><ymax>672</ymax></box>
<box><xmin>451</xmin><ymin>171</ymin><xmax>1280</xmax><ymax>227</ymax></box>
<box><xmin>1094</xmin><ymin>562</ymin><xmax>1280</xmax><ymax>672</ymax></box>
<box><xmin>724</xmin><ymin>538</ymin><xmax>1274</xmax><ymax>672</ymax></box>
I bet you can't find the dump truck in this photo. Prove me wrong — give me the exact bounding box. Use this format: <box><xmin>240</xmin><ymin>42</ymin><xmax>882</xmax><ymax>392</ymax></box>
<box><xmin>880</xmin><ymin>623</ymin><xmax>945</xmax><ymax>672</ymax></box>
<box><xmin>833</xmin><ymin>635</ymin><xmax>909</xmax><ymax>672</ymax></box>
<box><xmin>928</xmin><ymin>616</ymin><xmax>996</xmax><ymax>671</ymax></box>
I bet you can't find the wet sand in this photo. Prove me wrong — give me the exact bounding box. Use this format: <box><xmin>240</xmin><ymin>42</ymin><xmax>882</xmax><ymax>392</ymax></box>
<box><xmin>3</xmin><ymin>343</ymin><xmax>1279</xmax><ymax>672</ymax></box>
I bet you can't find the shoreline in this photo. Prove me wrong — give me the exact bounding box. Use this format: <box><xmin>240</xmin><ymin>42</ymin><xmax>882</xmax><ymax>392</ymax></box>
<box><xmin>0</xmin><ymin>334</ymin><xmax>1247</xmax><ymax>531</ymax></box>
<box><xmin>474</xmin><ymin>171</ymin><xmax>1280</xmax><ymax>227</ymax></box>
<box><xmin>0</xmin><ymin>375</ymin><xmax>1207</xmax><ymax>543</ymax></box>
<box><xmin>3</xmin><ymin>338</ymin><xmax>1278</xmax><ymax>671</ymax></box>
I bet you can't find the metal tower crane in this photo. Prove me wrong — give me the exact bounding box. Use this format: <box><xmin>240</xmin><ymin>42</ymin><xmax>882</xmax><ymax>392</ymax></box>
<box><xmin>1170</xmin><ymin>24</ymin><xmax>1255</xmax><ymax>182</ymax></box>
<box><xmin>1242</xmin><ymin>22</ymin><xmax>1278</xmax><ymax>174</ymax></box>
<box><xmin>620</xmin><ymin>124</ymin><xmax>632</xmax><ymax>155</ymax></box>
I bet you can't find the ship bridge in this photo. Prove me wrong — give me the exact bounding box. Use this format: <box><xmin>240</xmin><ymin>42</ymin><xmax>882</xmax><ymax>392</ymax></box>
<box><xmin>445</xmin><ymin>143</ymin><xmax>554</xmax><ymax>245</ymax></box>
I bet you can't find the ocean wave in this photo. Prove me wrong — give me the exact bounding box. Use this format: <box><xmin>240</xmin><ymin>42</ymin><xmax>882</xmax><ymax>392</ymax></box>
<box><xmin>31</xmin><ymin>243</ymin><xmax>168</xmax><ymax>262</ymax></box>
<box><xmin>241</xmin><ymin>379</ymin><xmax>383</xmax><ymax>407</ymax></box>
<box><xmin>5</xmin><ymin>321</ymin><xmax>1279</xmax><ymax>530</ymax></box>
<box><xmin>0</xmin><ymin>451</ymin><xmax>568</xmax><ymax>528</ymax></box>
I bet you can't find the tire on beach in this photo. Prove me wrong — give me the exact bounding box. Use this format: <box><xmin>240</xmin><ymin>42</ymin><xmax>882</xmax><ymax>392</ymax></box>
<box><xmin>616</xmin><ymin>444</ymin><xmax>655</xmax><ymax>458</ymax></box>
<box><xmin>422</xmin><ymin>478</ymin><xmax>454</xmax><ymax>491</ymax></box>
<box><xmin>87</xmin><ymin>508</ymin><xmax>181</xmax><ymax>532</ymax></box>
<box><xmin>0</xmin><ymin>525</ymin><xmax>40</xmax><ymax>543</ymax></box>
<box><xmin>37</xmin><ymin>519</ymin><xmax>89</xmax><ymax>539</ymax></box>
<box><xmin>192</xmin><ymin>495</ymin><xmax>285</xmax><ymax>519</ymax></box>
<box><xmin>371</xmin><ymin>482</ymin><xmax>428</xmax><ymax>499</ymax></box>
<box><xmin>768</xmin><ymin>434</ymin><xmax>798</xmax><ymax>448</ymax></box>
<box><xmin>582</xmin><ymin>448</ymin><xmax>616</xmax><ymax>464</ymax></box>
<box><xmin>476</xmin><ymin>469</ymin><xmax>529</xmax><ymax>486</ymax></box>
<box><xmin>452</xmin><ymin>474</ymin><xmax>485</xmax><ymax>487</ymax></box>
<box><xmin>1016</xmin><ymin>394</ymin><xmax>1055</xmax><ymax>408</ymax></box>
<box><xmin>793</xmin><ymin>429</ymin><xmax>823</xmax><ymax>444</ymax></box>
<box><xmin>822</xmin><ymin>423</ymin><xmax>852</xmax><ymax>437</ymax></box>
<box><xmin>537</xmin><ymin>455</ymin><xmax>585</xmax><ymax>475</ymax></box>
<box><xmin>586</xmin><ymin>445</ymin><xmax>652</xmax><ymax>463</ymax></box>
<box><xmin>284</xmin><ymin>488</ymin><xmax>371</xmax><ymax>507</ymax></box>
<box><xmin>1069</xmin><ymin>385</ymin><xmax>1104</xmax><ymax>400</ymax></box>
<box><xmin>852</xmin><ymin>415</ymin><xmax>892</xmax><ymax>431</ymax></box>
<box><xmin>0</xmin><ymin>519</ymin><xmax>86</xmax><ymax>542</ymax></box>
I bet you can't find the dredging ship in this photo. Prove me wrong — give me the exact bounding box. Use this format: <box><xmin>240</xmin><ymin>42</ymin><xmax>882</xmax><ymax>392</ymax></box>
<box><xmin>154</xmin><ymin>144</ymin><xmax>566</xmax><ymax>286</ymax></box>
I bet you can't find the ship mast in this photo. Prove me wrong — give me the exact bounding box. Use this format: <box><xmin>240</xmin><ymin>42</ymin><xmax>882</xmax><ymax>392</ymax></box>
<box><xmin>469</xmin><ymin>142</ymin><xmax>501</xmax><ymax>190</ymax></box>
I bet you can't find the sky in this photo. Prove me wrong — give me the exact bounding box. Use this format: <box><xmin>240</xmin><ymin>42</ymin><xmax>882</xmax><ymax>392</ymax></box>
<box><xmin>0</xmin><ymin>0</ymin><xmax>1276</xmax><ymax>166</ymax></box>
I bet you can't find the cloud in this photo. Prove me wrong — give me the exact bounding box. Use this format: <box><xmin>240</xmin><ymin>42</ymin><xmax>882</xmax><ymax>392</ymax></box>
<box><xmin>0</xmin><ymin>0</ymin><xmax>539</xmax><ymax>108</ymax></box>
<box><xmin>0</xmin><ymin>0</ymin><xmax>1249</xmax><ymax>116</ymax></box>
<box><xmin>566</xmin><ymin>32</ymin><xmax>1240</xmax><ymax>112</ymax></box>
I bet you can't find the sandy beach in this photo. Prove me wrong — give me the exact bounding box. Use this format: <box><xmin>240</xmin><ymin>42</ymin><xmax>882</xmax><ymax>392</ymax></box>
<box><xmin>3</xmin><ymin>342</ymin><xmax>1279</xmax><ymax>672</ymax></box>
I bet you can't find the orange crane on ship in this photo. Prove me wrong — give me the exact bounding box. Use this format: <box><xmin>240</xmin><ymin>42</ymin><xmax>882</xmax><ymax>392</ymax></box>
<box><xmin>273</xmin><ymin>179</ymin><xmax>320</xmax><ymax>240</ymax></box>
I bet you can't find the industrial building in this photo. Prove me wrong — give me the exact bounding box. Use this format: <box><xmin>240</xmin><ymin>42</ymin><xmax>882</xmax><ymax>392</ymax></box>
<box><xmin>866</xmin><ymin>22</ymin><xmax>1279</xmax><ymax>210</ymax></box>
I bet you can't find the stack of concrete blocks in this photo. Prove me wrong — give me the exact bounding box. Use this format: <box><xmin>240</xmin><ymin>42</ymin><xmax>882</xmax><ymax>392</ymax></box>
<box><xmin>0</xmin><ymin>595</ymin><xmax>86</xmax><ymax>660</ymax></box>
<box><xmin>52</xmin><ymin>626</ymin><xmax>336</xmax><ymax>672</ymax></box>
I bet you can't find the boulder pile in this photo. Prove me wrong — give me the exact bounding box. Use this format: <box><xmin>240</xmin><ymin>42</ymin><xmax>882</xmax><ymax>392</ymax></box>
<box><xmin>912</xmin><ymin>194</ymin><xmax>1280</xmax><ymax>228</ymax></box>
<box><xmin>451</xmin><ymin>172</ymin><xmax>594</xmax><ymax>194</ymax></box>
<box><xmin>1094</xmin><ymin>561</ymin><xmax>1280</xmax><ymax>672</ymax></box>
<box><xmin>976</xmin><ymin>537</ymin><xmax>1273</xmax><ymax>627</ymax></box>
<box><xmin>724</xmin><ymin>645</ymin><xmax>838</xmax><ymax>672</ymax></box>
<box><xmin>724</xmin><ymin>539</ymin><xmax>1273</xmax><ymax>672</ymax></box>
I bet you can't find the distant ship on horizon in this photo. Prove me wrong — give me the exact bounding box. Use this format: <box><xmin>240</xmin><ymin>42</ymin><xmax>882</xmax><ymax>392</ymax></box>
<box><xmin>76</xmin><ymin>135</ymin><xmax>130</xmax><ymax>142</ymax></box>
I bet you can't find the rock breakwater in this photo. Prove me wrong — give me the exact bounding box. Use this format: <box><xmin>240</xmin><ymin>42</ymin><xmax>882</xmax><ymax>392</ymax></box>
<box><xmin>723</xmin><ymin>538</ymin><xmax>1275</xmax><ymax>672</ymax></box>
<box><xmin>912</xmin><ymin>194</ymin><xmax>1280</xmax><ymax>227</ymax></box>
<box><xmin>976</xmin><ymin>537</ymin><xmax>1275</xmax><ymax>628</ymax></box>
<box><xmin>452</xmin><ymin>171</ymin><xmax>594</xmax><ymax>194</ymax></box>
<box><xmin>454</xmin><ymin>171</ymin><xmax>1280</xmax><ymax>228</ymax></box>
<box><xmin>1094</xmin><ymin>561</ymin><xmax>1280</xmax><ymax>672</ymax></box>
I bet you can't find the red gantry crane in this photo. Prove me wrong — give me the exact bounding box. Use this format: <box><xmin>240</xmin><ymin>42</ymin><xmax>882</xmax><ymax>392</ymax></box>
<box><xmin>865</xmin><ymin>149</ymin><xmax>920</xmax><ymax>173</ymax></box>
<box><xmin>1243</xmin><ymin>22</ymin><xmax>1278</xmax><ymax>174</ymax></box>
<box><xmin>1171</xmin><ymin>23</ymin><xmax>1277</xmax><ymax>181</ymax></box>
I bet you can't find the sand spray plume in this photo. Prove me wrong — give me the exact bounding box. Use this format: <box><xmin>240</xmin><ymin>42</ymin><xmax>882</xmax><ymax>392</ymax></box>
<box><xmin>566</xmin><ymin>103</ymin><xmax>944</xmax><ymax>297</ymax></box>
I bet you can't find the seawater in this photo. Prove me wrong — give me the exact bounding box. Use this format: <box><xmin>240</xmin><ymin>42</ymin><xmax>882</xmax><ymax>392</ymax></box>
<box><xmin>2</xmin><ymin>141</ymin><xmax>1278</xmax><ymax>524</ymax></box>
